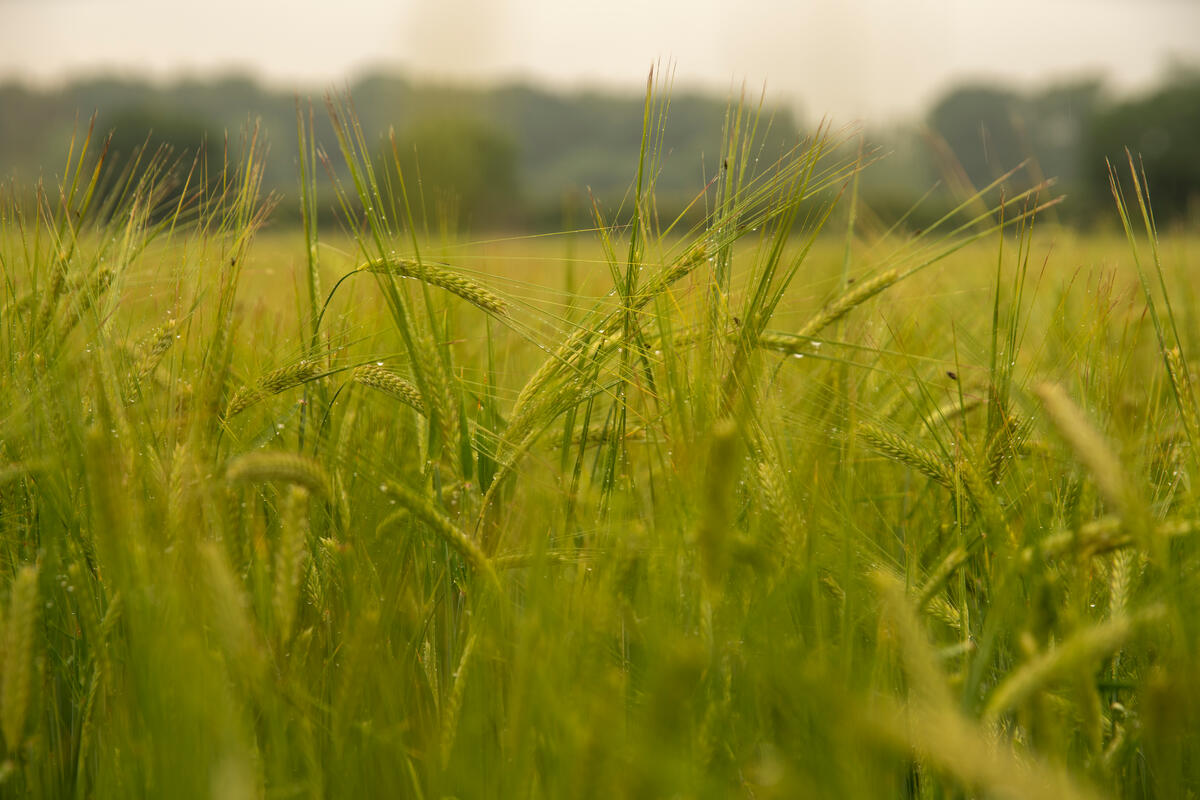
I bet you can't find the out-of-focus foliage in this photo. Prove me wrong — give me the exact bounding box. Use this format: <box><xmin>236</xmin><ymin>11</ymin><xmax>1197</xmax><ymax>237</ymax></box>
<box><xmin>104</xmin><ymin>107</ymin><xmax>217</xmax><ymax>173</ymax></box>
<box><xmin>922</xmin><ymin>80</ymin><xmax>1102</xmax><ymax>224</ymax></box>
<box><xmin>1084</xmin><ymin>69</ymin><xmax>1200</xmax><ymax>223</ymax></box>
<box><xmin>0</xmin><ymin>68</ymin><xmax>1197</xmax><ymax>230</ymax></box>
<box><xmin>0</xmin><ymin>74</ymin><xmax>798</xmax><ymax>231</ymax></box>
<box><xmin>928</xmin><ymin>85</ymin><xmax>1030</xmax><ymax>189</ymax></box>
<box><xmin>927</xmin><ymin>82</ymin><xmax>1102</xmax><ymax>188</ymax></box>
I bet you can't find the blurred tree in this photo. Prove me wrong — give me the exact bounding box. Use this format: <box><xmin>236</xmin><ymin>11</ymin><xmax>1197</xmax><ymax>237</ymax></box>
<box><xmin>390</xmin><ymin>116</ymin><xmax>523</xmax><ymax>231</ymax></box>
<box><xmin>927</xmin><ymin>85</ymin><xmax>1027</xmax><ymax>191</ymax></box>
<box><xmin>100</xmin><ymin>106</ymin><xmax>222</xmax><ymax>219</ymax></box>
<box><xmin>1084</xmin><ymin>71</ymin><xmax>1200</xmax><ymax>223</ymax></box>
<box><xmin>104</xmin><ymin>106</ymin><xmax>219</xmax><ymax>175</ymax></box>
<box><xmin>1026</xmin><ymin>79</ymin><xmax>1103</xmax><ymax>190</ymax></box>
<box><xmin>925</xmin><ymin>80</ymin><xmax>1108</xmax><ymax>224</ymax></box>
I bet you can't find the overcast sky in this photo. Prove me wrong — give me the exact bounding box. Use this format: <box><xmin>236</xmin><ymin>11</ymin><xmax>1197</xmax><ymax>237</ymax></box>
<box><xmin>1</xmin><ymin>0</ymin><xmax>1197</xmax><ymax>121</ymax></box>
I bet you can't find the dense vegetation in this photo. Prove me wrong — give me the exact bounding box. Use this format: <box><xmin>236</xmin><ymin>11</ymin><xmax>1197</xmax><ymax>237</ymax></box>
<box><xmin>0</xmin><ymin>83</ymin><xmax>1198</xmax><ymax>797</ymax></box>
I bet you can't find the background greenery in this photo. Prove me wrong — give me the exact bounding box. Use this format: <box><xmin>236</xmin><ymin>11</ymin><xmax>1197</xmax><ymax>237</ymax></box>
<box><xmin>2</xmin><ymin>66</ymin><xmax>1198</xmax><ymax>231</ymax></box>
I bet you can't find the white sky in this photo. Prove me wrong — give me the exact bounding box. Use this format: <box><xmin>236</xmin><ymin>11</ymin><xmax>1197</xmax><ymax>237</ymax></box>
<box><xmin>1</xmin><ymin>0</ymin><xmax>1197</xmax><ymax>121</ymax></box>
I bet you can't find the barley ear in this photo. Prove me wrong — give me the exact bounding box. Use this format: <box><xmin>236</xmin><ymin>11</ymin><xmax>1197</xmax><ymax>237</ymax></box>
<box><xmin>412</xmin><ymin>332</ymin><xmax>460</xmax><ymax>470</ymax></box>
<box><xmin>362</xmin><ymin>256</ymin><xmax>508</xmax><ymax>316</ymax></box>
<box><xmin>224</xmin><ymin>359</ymin><xmax>322</xmax><ymax>419</ymax></box>
<box><xmin>755</xmin><ymin>458</ymin><xmax>804</xmax><ymax>555</ymax></box>
<box><xmin>506</xmin><ymin>243</ymin><xmax>709</xmax><ymax>437</ymax></box>
<box><xmin>273</xmin><ymin>486</ymin><xmax>310</xmax><ymax>646</ymax></box>
<box><xmin>385</xmin><ymin>481</ymin><xmax>500</xmax><ymax>592</ymax></box>
<box><xmin>982</xmin><ymin>606</ymin><xmax>1163</xmax><ymax>723</ymax></box>
<box><xmin>35</xmin><ymin>263</ymin><xmax>69</xmax><ymax>333</ymax></box>
<box><xmin>59</xmin><ymin>267</ymin><xmax>116</xmax><ymax>337</ymax></box>
<box><xmin>983</xmin><ymin>412</ymin><xmax>1032</xmax><ymax>484</ymax></box>
<box><xmin>1108</xmin><ymin>549</ymin><xmax>1135</xmax><ymax>619</ymax></box>
<box><xmin>227</xmin><ymin>451</ymin><xmax>331</xmax><ymax>499</ymax></box>
<box><xmin>917</xmin><ymin>545</ymin><xmax>971</xmax><ymax>610</ymax></box>
<box><xmin>956</xmin><ymin>446</ymin><xmax>1006</xmax><ymax>536</ymax></box>
<box><xmin>859</xmin><ymin>422</ymin><xmax>955</xmax><ymax>490</ymax></box>
<box><xmin>2</xmin><ymin>565</ymin><xmax>39</xmax><ymax>752</ymax></box>
<box><xmin>866</xmin><ymin>696</ymin><xmax>1104</xmax><ymax>800</ymax></box>
<box><xmin>1165</xmin><ymin>347</ymin><xmax>1200</xmax><ymax>446</ymax></box>
<box><xmin>124</xmin><ymin>318</ymin><xmax>179</xmax><ymax>399</ymax></box>
<box><xmin>353</xmin><ymin>365</ymin><xmax>426</xmax><ymax>414</ymax></box>
<box><xmin>796</xmin><ymin>269</ymin><xmax>898</xmax><ymax>339</ymax></box>
<box><xmin>439</xmin><ymin>633</ymin><xmax>477</xmax><ymax>769</ymax></box>
<box><xmin>1033</xmin><ymin>382</ymin><xmax>1149</xmax><ymax>541</ymax></box>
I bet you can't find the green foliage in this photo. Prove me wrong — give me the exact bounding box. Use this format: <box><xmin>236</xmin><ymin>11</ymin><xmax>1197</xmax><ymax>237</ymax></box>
<box><xmin>1086</xmin><ymin>71</ymin><xmax>1200</xmax><ymax>223</ymax></box>
<box><xmin>0</xmin><ymin>82</ymin><xmax>1198</xmax><ymax>799</ymax></box>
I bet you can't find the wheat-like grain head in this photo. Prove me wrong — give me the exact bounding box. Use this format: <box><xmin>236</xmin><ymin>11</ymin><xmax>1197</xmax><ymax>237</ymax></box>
<box><xmin>227</xmin><ymin>451</ymin><xmax>332</xmax><ymax>498</ymax></box>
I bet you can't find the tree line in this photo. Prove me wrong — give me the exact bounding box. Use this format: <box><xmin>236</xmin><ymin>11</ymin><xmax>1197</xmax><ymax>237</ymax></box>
<box><xmin>0</xmin><ymin>68</ymin><xmax>1195</xmax><ymax>231</ymax></box>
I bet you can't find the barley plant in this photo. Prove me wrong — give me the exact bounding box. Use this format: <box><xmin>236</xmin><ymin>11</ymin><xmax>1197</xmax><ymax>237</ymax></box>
<box><xmin>0</xmin><ymin>78</ymin><xmax>1197</xmax><ymax>799</ymax></box>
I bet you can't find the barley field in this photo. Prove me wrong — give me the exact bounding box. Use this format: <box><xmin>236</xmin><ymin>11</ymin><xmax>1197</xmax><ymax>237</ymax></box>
<box><xmin>0</xmin><ymin>93</ymin><xmax>1197</xmax><ymax>799</ymax></box>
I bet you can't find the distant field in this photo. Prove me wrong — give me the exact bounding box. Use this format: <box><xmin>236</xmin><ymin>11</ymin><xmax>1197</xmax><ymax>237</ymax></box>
<box><xmin>0</xmin><ymin>99</ymin><xmax>1197</xmax><ymax>799</ymax></box>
